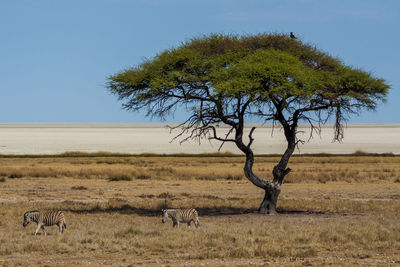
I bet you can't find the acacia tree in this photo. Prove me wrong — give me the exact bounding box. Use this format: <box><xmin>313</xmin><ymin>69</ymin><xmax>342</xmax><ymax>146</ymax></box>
<box><xmin>107</xmin><ymin>33</ymin><xmax>389</xmax><ymax>214</ymax></box>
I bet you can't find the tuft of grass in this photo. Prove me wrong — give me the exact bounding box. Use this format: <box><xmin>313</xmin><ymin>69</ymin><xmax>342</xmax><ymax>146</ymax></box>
<box><xmin>225</xmin><ymin>174</ymin><xmax>243</xmax><ymax>180</ymax></box>
<box><xmin>157</xmin><ymin>192</ymin><xmax>175</xmax><ymax>199</ymax></box>
<box><xmin>71</xmin><ymin>186</ymin><xmax>88</xmax><ymax>190</ymax></box>
<box><xmin>195</xmin><ymin>175</ymin><xmax>217</xmax><ymax>181</ymax></box>
<box><xmin>108</xmin><ymin>174</ymin><xmax>132</xmax><ymax>181</ymax></box>
<box><xmin>135</xmin><ymin>174</ymin><xmax>151</xmax><ymax>180</ymax></box>
<box><xmin>138</xmin><ymin>194</ymin><xmax>155</xmax><ymax>198</ymax></box>
<box><xmin>8</xmin><ymin>173</ymin><xmax>23</xmax><ymax>179</ymax></box>
<box><xmin>202</xmin><ymin>194</ymin><xmax>222</xmax><ymax>200</ymax></box>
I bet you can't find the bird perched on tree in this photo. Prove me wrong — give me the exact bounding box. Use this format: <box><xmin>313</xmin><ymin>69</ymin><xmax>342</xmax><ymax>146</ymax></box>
<box><xmin>290</xmin><ymin>32</ymin><xmax>296</xmax><ymax>39</ymax></box>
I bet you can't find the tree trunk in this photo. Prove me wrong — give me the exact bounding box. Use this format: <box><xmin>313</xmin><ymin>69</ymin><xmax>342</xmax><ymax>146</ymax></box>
<box><xmin>234</xmin><ymin>122</ymin><xmax>294</xmax><ymax>215</ymax></box>
<box><xmin>258</xmin><ymin>184</ymin><xmax>281</xmax><ymax>214</ymax></box>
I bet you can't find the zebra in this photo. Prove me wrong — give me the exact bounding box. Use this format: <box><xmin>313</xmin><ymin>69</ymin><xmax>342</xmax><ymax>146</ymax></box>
<box><xmin>23</xmin><ymin>210</ymin><xmax>67</xmax><ymax>236</ymax></box>
<box><xmin>161</xmin><ymin>208</ymin><xmax>200</xmax><ymax>228</ymax></box>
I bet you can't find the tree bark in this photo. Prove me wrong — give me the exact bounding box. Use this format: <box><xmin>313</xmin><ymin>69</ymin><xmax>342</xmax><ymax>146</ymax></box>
<box><xmin>258</xmin><ymin>184</ymin><xmax>281</xmax><ymax>214</ymax></box>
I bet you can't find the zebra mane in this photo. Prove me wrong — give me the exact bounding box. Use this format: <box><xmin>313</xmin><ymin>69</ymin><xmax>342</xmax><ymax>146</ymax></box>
<box><xmin>162</xmin><ymin>209</ymin><xmax>175</xmax><ymax>214</ymax></box>
<box><xmin>165</xmin><ymin>209</ymin><xmax>179</xmax><ymax>215</ymax></box>
<box><xmin>24</xmin><ymin>210</ymin><xmax>39</xmax><ymax>217</ymax></box>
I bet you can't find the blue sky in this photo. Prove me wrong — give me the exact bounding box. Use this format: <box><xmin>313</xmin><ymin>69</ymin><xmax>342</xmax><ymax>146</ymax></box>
<box><xmin>0</xmin><ymin>0</ymin><xmax>399</xmax><ymax>123</ymax></box>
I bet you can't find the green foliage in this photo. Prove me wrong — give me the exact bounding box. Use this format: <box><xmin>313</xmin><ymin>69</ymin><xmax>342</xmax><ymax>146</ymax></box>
<box><xmin>107</xmin><ymin>33</ymin><xmax>389</xmax><ymax>122</ymax></box>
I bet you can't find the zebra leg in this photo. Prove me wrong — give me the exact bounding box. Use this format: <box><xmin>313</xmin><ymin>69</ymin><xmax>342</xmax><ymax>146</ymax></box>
<box><xmin>41</xmin><ymin>225</ymin><xmax>47</xmax><ymax>236</ymax></box>
<box><xmin>187</xmin><ymin>221</ymin><xmax>191</xmax><ymax>228</ymax></box>
<box><xmin>58</xmin><ymin>223</ymin><xmax>63</xmax><ymax>234</ymax></box>
<box><xmin>62</xmin><ymin>220</ymin><xmax>67</xmax><ymax>233</ymax></box>
<box><xmin>34</xmin><ymin>223</ymin><xmax>42</xmax><ymax>235</ymax></box>
<box><xmin>172</xmin><ymin>219</ymin><xmax>179</xmax><ymax>228</ymax></box>
<box><xmin>194</xmin><ymin>219</ymin><xmax>200</xmax><ymax>228</ymax></box>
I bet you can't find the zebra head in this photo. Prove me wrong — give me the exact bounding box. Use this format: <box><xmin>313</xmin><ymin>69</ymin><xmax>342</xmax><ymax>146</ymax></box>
<box><xmin>23</xmin><ymin>211</ymin><xmax>39</xmax><ymax>227</ymax></box>
<box><xmin>161</xmin><ymin>209</ymin><xmax>168</xmax><ymax>223</ymax></box>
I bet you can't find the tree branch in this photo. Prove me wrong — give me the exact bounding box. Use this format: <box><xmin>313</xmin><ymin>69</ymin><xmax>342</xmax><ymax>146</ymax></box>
<box><xmin>247</xmin><ymin>127</ymin><xmax>256</xmax><ymax>149</ymax></box>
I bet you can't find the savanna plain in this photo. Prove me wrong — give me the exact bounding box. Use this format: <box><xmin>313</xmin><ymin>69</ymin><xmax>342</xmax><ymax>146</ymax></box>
<box><xmin>0</xmin><ymin>153</ymin><xmax>399</xmax><ymax>266</ymax></box>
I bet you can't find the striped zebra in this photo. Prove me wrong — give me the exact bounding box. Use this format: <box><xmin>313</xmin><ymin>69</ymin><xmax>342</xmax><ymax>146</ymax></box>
<box><xmin>23</xmin><ymin>210</ymin><xmax>67</xmax><ymax>236</ymax></box>
<box><xmin>162</xmin><ymin>208</ymin><xmax>200</xmax><ymax>228</ymax></box>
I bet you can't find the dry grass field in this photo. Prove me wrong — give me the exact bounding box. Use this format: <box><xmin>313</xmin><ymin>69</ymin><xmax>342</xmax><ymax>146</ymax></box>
<box><xmin>0</xmin><ymin>153</ymin><xmax>399</xmax><ymax>266</ymax></box>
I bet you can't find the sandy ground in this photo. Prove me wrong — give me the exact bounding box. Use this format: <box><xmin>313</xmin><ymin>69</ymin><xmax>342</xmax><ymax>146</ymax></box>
<box><xmin>0</xmin><ymin>123</ymin><xmax>399</xmax><ymax>155</ymax></box>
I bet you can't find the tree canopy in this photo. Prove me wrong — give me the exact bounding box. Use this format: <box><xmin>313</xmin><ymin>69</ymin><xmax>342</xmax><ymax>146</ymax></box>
<box><xmin>107</xmin><ymin>33</ymin><xmax>389</xmax><ymax>214</ymax></box>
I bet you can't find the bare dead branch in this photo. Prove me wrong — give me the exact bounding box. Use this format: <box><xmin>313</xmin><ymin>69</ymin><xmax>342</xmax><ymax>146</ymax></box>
<box><xmin>217</xmin><ymin>126</ymin><xmax>235</xmax><ymax>151</ymax></box>
<box><xmin>247</xmin><ymin>127</ymin><xmax>256</xmax><ymax>149</ymax></box>
<box><xmin>334</xmin><ymin>104</ymin><xmax>344</xmax><ymax>142</ymax></box>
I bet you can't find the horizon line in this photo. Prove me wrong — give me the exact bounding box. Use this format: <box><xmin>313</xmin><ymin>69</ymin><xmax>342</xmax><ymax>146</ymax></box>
<box><xmin>0</xmin><ymin>122</ymin><xmax>399</xmax><ymax>128</ymax></box>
